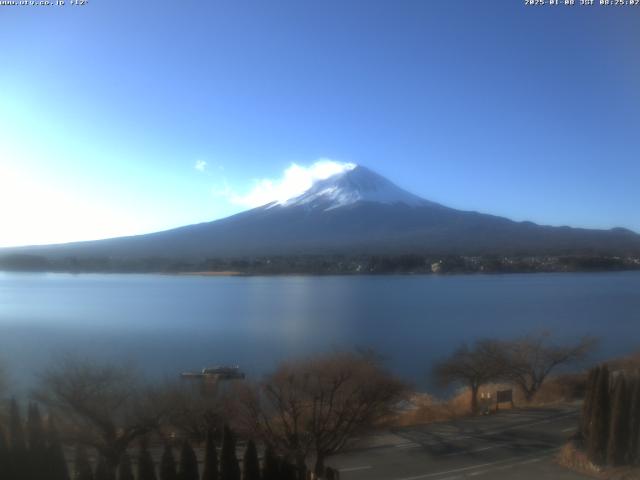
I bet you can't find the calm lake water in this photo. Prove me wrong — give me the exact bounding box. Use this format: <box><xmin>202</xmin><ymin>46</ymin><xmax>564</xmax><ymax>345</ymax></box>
<box><xmin>1</xmin><ymin>271</ymin><xmax>639</xmax><ymax>391</ymax></box>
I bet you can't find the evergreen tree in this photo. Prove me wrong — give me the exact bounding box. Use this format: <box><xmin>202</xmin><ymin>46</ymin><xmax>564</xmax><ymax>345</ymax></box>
<box><xmin>580</xmin><ymin>367</ymin><xmax>599</xmax><ymax>440</ymax></box>
<box><xmin>242</xmin><ymin>440</ymin><xmax>260</xmax><ymax>480</ymax></box>
<box><xmin>27</xmin><ymin>402</ymin><xmax>47</xmax><ymax>479</ymax></box>
<box><xmin>0</xmin><ymin>427</ymin><xmax>9</xmax><ymax>480</ymax></box>
<box><xmin>47</xmin><ymin>415</ymin><xmax>71</xmax><ymax>480</ymax></box>
<box><xmin>607</xmin><ymin>376</ymin><xmax>630</xmax><ymax>466</ymax></box>
<box><xmin>95</xmin><ymin>455</ymin><xmax>115</xmax><ymax>480</ymax></box>
<box><xmin>9</xmin><ymin>398</ymin><xmax>28</xmax><ymax>480</ymax></box>
<box><xmin>628</xmin><ymin>377</ymin><xmax>640</xmax><ymax>465</ymax></box>
<box><xmin>178</xmin><ymin>440</ymin><xmax>199</xmax><ymax>480</ymax></box>
<box><xmin>9</xmin><ymin>398</ymin><xmax>27</xmax><ymax>452</ymax></box>
<box><xmin>117</xmin><ymin>453</ymin><xmax>135</xmax><ymax>480</ymax></box>
<box><xmin>202</xmin><ymin>430</ymin><xmax>218</xmax><ymax>480</ymax></box>
<box><xmin>260</xmin><ymin>446</ymin><xmax>279</xmax><ymax>480</ymax></box>
<box><xmin>159</xmin><ymin>444</ymin><xmax>178</xmax><ymax>480</ymax></box>
<box><xmin>73</xmin><ymin>445</ymin><xmax>94</xmax><ymax>480</ymax></box>
<box><xmin>277</xmin><ymin>458</ymin><xmax>296</xmax><ymax>480</ymax></box>
<box><xmin>220</xmin><ymin>426</ymin><xmax>240</xmax><ymax>480</ymax></box>
<box><xmin>587</xmin><ymin>364</ymin><xmax>611</xmax><ymax>465</ymax></box>
<box><xmin>138</xmin><ymin>440</ymin><xmax>158</xmax><ymax>480</ymax></box>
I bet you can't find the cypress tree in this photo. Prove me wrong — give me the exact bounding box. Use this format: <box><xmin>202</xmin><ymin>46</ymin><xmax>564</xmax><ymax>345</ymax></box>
<box><xmin>607</xmin><ymin>376</ymin><xmax>630</xmax><ymax>466</ymax></box>
<box><xmin>202</xmin><ymin>430</ymin><xmax>218</xmax><ymax>480</ymax></box>
<box><xmin>27</xmin><ymin>402</ymin><xmax>47</xmax><ymax>479</ymax></box>
<box><xmin>0</xmin><ymin>427</ymin><xmax>9</xmax><ymax>480</ymax></box>
<box><xmin>220</xmin><ymin>426</ymin><xmax>240</xmax><ymax>480</ymax></box>
<box><xmin>9</xmin><ymin>398</ymin><xmax>27</xmax><ymax>480</ymax></box>
<box><xmin>159</xmin><ymin>444</ymin><xmax>178</xmax><ymax>480</ymax></box>
<box><xmin>277</xmin><ymin>458</ymin><xmax>296</xmax><ymax>480</ymax></box>
<box><xmin>9</xmin><ymin>398</ymin><xmax>27</xmax><ymax>452</ymax></box>
<box><xmin>95</xmin><ymin>455</ymin><xmax>115</xmax><ymax>480</ymax></box>
<box><xmin>178</xmin><ymin>440</ymin><xmax>199</xmax><ymax>480</ymax></box>
<box><xmin>117</xmin><ymin>453</ymin><xmax>135</xmax><ymax>480</ymax></box>
<box><xmin>587</xmin><ymin>364</ymin><xmax>611</xmax><ymax>465</ymax></box>
<box><xmin>47</xmin><ymin>415</ymin><xmax>71</xmax><ymax>480</ymax></box>
<box><xmin>325</xmin><ymin>467</ymin><xmax>337</xmax><ymax>480</ymax></box>
<box><xmin>628</xmin><ymin>377</ymin><xmax>640</xmax><ymax>465</ymax></box>
<box><xmin>242</xmin><ymin>440</ymin><xmax>260</xmax><ymax>480</ymax></box>
<box><xmin>138</xmin><ymin>440</ymin><xmax>158</xmax><ymax>480</ymax></box>
<box><xmin>581</xmin><ymin>367</ymin><xmax>599</xmax><ymax>441</ymax></box>
<box><xmin>261</xmin><ymin>446</ymin><xmax>279</xmax><ymax>480</ymax></box>
<box><xmin>73</xmin><ymin>445</ymin><xmax>94</xmax><ymax>480</ymax></box>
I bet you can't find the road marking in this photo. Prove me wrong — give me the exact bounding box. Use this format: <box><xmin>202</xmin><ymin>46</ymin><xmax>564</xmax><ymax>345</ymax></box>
<box><xmin>394</xmin><ymin>461</ymin><xmax>497</xmax><ymax>480</ymax></box>
<box><xmin>393</xmin><ymin>450</ymin><xmax>557</xmax><ymax>480</ymax></box>
<box><xmin>475</xmin><ymin>411</ymin><xmax>578</xmax><ymax>437</ymax></box>
<box><xmin>516</xmin><ymin>457</ymin><xmax>544</xmax><ymax>465</ymax></box>
<box><xmin>395</xmin><ymin>442</ymin><xmax>422</xmax><ymax>449</ymax></box>
<box><xmin>339</xmin><ymin>465</ymin><xmax>372</xmax><ymax>472</ymax></box>
<box><xmin>398</xmin><ymin>410</ymin><xmax>578</xmax><ymax>446</ymax></box>
<box><xmin>562</xmin><ymin>427</ymin><xmax>575</xmax><ymax>432</ymax></box>
<box><xmin>444</xmin><ymin>445</ymin><xmax>499</xmax><ymax>457</ymax></box>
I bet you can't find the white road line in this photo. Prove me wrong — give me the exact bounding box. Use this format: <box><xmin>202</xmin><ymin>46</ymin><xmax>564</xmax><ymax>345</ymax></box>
<box><xmin>444</xmin><ymin>445</ymin><xmax>500</xmax><ymax>457</ymax></box>
<box><xmin>339</xmin><ymin>465</ymin><xmax>372</xmax><ymax>472</ymax></box>
<box><xmin>394</xmin><ymin>461</ymin><xmax>497</xmax><ymax>480</ymax></box>
<box><xmin>404</xmin><ymin>411</ymin><xmax>578</xmax><ymax>445</ymax></box>
<box><xmin>393</xmin><ymin>450</ymin><xmax>557</xmax><ymax>480</ymax></box>
<box><xmin>395</xmin><ymin>442</ymin><xmax>422</xmax><ymax>449</ymax></box>
<box><xmin>476</xmin><ymin>412</ymin><xmax>578</xmax><ymax>437</ymax></box>
<box><xmin>562</xmin><ymin>427</ymin><xmax>575</xmax><ymax>432</ymax></box>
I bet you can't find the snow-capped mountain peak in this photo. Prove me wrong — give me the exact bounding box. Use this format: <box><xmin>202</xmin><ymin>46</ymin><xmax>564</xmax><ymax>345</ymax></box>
<box><xmin>276</xmin><ymin>165</ymin><xmax>432</xmax><ymax>210</ymax></box>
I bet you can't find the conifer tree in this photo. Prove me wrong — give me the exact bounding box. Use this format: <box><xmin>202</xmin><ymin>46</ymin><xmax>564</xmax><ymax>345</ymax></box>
<box><xmin>628</xmin><ymin>377</ymin><xmax>640</xmax><ymax>465</ymax></box>
<box><xmin>179</xmin><ymin>440</ymin><xmax>199</xmax><ymax>480</ymax></box>
<box><xmin>9</xmin><ymin>398</ymin><xmax>27</xmax><ymax>452</ymax></box>
<box><xmin>27</xmin><ymin>402</ymin><xmax>47</xmax><ymax>475</ymax></box>
<box><xmin>47</xmin><ymin>415</ymin><xmax>71</xmax><ymax>480</ymax></box>
<box><xmin>325</xmin><ymin>467</ymin><xmax>337</xmax><ymax>480</ymax></box>
<box><xmin>73</xmin><ymin>445</ymin><xmax>94</xmax><ymax>480</ymax></box>
<box><xmin>607</xmin><ymin>376</ymin><xmax>630</xmax><ymax>466</ymax></box>
<box><xmin>220</xmin><ymin>426</ymin><xmax>240</xmax><ymax>480</ymax></box>
<box><xmin>138</xmin><ymin>440</ymin><xmax>158</xmax><ymax>480</ymax></box>
<box><xmin>159</xmin><ymin>444</ymin><xmax>178</xmax><ymax>480</ymax></box>
<box><xmin>277</xmin><ymin>458</ymin><xmax>296</xmax><ymax>480</ymax></box>
<box><xmin>587</xmin><ymin>364</ymin><xmax>611</xmax><ymax>465</ymax></box>
<box><xmin>0</xmin><ymin>427</ymin><xmax>9</xmax><ymax>480</ymax></box>
<box><xmin>260</xmin><ymin>446</ymin><xmax>279</xmax><ymax>480</ymax></box>
<box><xmin>202</xmin><ymin>430</ymin><xmax>219</xmax><ymax>480</ymax></box>
<box><xmin>95</xmin><ymin>455</ymin><xmax>115</xmax><ymax>480</ymax></box>
<box><xmin>117</xmin><ymin>453</ymin><xmax>135</xmax><ymax>480</ymax></box>
<box><xmin>9</xmin><ymin>398</ymin><xmax>28</xmax><ymax>480</ymax></box>
<box><xmin>242</xmin><ymin>440</ymin><xmax>260</xmax><ymax>480</ymax></box>
<box><xmin>581</xmin><ymin>367</ymin><xmax>599</xmax><ymax>440</ymax></box>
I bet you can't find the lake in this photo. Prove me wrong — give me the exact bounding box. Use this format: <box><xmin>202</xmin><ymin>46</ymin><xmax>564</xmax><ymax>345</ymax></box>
<box><xmin>1</xmin><ymin>271</ymin><xmax>639</xmax><ymax>392</ymax></box>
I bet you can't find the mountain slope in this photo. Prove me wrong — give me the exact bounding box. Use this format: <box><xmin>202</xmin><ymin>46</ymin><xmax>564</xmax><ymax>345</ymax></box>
<box><xmin>4</xmin><ymin>165</ymin><xmax>640</xmax><ymax>260</ymax></box>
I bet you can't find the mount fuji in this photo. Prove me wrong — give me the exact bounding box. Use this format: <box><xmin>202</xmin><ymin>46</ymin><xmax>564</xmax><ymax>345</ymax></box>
<box><xmin>3</xmin><ymin>165</ymin><xmax>640</xmax><ymax>262</ymax></box>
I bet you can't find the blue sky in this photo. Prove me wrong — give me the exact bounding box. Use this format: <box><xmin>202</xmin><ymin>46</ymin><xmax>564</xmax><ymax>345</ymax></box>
<box><xmin>1</xmin><ymin>1</ymin><xmax>638</xmax><ymax>247</ymax></box>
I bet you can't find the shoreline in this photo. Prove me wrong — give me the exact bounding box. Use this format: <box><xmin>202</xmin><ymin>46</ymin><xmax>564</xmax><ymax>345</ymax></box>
<box><xmin>2</xmin><ymin>268</ymin><xmax>640</xmax><ymax>278</ymax></box>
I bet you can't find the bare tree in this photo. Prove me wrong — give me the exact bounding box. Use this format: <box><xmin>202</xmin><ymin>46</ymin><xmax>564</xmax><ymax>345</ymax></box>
<box><xmin>240</xmin><ymin>351</ymin><xmax>406</xmax><ymax>477</ymax></box>
<box><xmin>500</xmin><ymin>333</ymin><xmax>596</xmax><ymax>402</ymax></box>
<box><xmin>159</xmin><ymin>380</ymin><xmax>235</xmax><ymax>442</ymax></box>
<box><xmin>35</xmin><ymin>357</ymin><xmax>169</xmax><ymax>473</ymax></box>
<box><xmin>433</xmin><ymin>339</ymin><xmax>506</xmax><ymax>414</ymax></box>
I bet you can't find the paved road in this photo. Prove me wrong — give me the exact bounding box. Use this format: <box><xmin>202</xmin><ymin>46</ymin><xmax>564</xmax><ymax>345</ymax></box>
<box><xmin>330</xmin><ymin>406</ymin><xmax>590</xmax><ymax>480</ymax></box>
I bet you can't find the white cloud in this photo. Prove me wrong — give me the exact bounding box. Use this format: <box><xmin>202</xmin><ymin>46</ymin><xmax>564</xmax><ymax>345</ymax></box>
<box><xmin>194</xmin><ymin>160</ymin><xmax>207</xmax><ymax>172</ymax></box>
<box><xmin>225</xmin><ymin>159</ymin><xmax>356</xmax><ymax>208</ymax></box>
